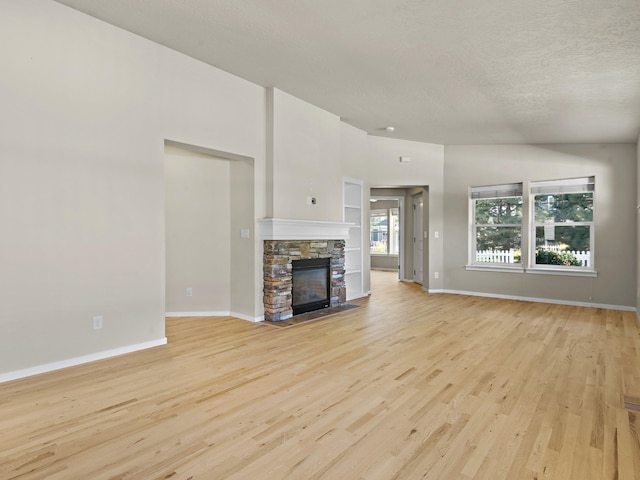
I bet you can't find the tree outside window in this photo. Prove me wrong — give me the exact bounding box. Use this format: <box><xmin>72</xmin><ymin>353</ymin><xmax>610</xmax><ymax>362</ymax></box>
<box><xmin>532</xmin><ymin>177</ymin><xmax>594</xmax><ymax>268</ymax></box>
<box><xmin>471</xmin><ymin>184</ymin><xmax>523</xmax><ymax>265</ymax></box>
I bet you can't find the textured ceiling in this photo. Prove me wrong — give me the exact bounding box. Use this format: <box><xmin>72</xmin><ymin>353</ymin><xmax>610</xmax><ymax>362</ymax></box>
<box><xmin>55</xmin><ymin>0</ymin><xmax>640</xmax><ymax>145</ymax></box>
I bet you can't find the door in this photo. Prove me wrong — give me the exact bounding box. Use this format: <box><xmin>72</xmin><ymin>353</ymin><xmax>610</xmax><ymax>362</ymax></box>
<box><xmin>413</xmin><ymin>194</ymin><xmax>423</xmax><ymax>284</ymax></box>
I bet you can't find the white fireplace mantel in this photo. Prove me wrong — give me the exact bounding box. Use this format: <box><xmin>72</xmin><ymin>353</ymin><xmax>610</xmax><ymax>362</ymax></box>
<box><xmin>257</xmin><ymin>218</ymin><xmax>354</xmax><ymax>241</ymax></box>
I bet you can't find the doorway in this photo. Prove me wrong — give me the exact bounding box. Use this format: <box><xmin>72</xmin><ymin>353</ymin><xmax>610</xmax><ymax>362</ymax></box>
<box><xmin>163</xmin><ymin>140</ymin><xmax>255</xmax><ymax>318</ymax></box>
<box><xmin>413</xmin><ymin>193</ymin><xmax>424</xmax><ymax>285</ymax></box>
<box><xmin>369</xmin><ymin>196</ymin><xmax>403</xmax><ymax>279</ymax></box>
<box><xmin>369</xmin><ymin>186</ymin><xmax>427</xmax><ymax>290</ymax></box>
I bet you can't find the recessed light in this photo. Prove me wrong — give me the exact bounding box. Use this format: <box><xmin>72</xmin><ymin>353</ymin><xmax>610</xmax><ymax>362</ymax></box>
<box><xmin>385</xmin><ymin>126</ymin><xmax>395</xmax><ymax>133</ymax></box>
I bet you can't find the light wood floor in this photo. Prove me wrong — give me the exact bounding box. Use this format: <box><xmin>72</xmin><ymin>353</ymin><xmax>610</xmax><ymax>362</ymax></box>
<box><xmin>2</xmin><ymin>271</ymin><xmax>640</xmax><ymax>479</ymax></box>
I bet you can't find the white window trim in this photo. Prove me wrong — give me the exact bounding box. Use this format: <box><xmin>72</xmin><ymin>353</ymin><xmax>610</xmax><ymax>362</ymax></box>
<box><xmin>525</xmin><ymin>266</ymin><xmax>597</xmax><ymax>277</ymax></box>
<box><xmin>466</xmin><ymin>178</ymin><xmax>598</xmax><ymax>277</ymax></box>
<box><xmin>465</xmin><ymin>264</ymin><xmax>524</xmax><ymax>273</ymax></box>
<box><xmin>370</xmin><ymin>204</ymin><xmax>401</xmax><ymax>257</ymax></box>
<box><xmin>468</xmin><ymin>183</ymin><xmax>523</xmax><ymax>268</ymax></box>
<box><xmin>529</xmin><ymin>176</ymin><xmax>595</xmax><ymax>274</ymax></box>
<box><xmin>370</xmin><ymin>208</ymin><xmax>390</xmax><ymax>256</ymax></box>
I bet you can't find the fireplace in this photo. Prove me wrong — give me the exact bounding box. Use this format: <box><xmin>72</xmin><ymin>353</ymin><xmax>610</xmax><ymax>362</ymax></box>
<box><xmin>258</xmin><ymin>219</ymin><xmax>351</xmax><ymax>322</ymax></box>
<box><xmin>292</xmin><ymin>258</ymin><xmax>331</xmax><ymax>315</ymax></box>
<box><xmin>262</xmin><ymin>239</ymin><xmax>346</xmax><ymax>322</ymax></box>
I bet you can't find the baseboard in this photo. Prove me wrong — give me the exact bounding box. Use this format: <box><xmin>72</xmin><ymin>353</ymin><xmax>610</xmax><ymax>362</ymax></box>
<box><xmin>346</xmin><ymin>291</ymin><xmax>370</xmax><ymax>301</ymax></box>
<box><xmin>435</xmin><ymin>289</ymin><xmax>635</xmax><ymax>312</ymax></box>
<box><xmin>232</xmin><ymin>312</ymin><xmax>264</xmax><ymax>323</ymax></box>
<box><xmin>165</xmin><ymin>311</ymin><xmax>264</xmax><ymax>322</ymax></box>
<box><xmin>0</xmin><ymin>337</ymin><xmax>168</xmax><ymax>384</ymax></box>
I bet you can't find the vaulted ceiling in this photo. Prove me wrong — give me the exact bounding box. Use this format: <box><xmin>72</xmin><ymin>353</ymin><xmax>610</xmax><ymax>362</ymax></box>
<box><xmin>56</xmin><ymin>0</ymin><xmax>640</xmax><ymax>145</ymax></box>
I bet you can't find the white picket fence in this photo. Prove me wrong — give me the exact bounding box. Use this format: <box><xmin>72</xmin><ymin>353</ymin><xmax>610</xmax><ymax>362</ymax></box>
<box><xmin>476</xmin><ymin>249</ymin><xmax>516</xmax><ymax>263</ymax></box>
<box><xmin>476</xmin><ymin>247</ymin><xmax>591</xmax><ymax>267</ymax></box>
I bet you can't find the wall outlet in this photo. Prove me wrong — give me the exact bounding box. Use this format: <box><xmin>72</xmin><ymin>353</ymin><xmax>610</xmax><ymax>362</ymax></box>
<box><xmin>93</xmin><ymin>315</ymin><xmax>103</xmax><ymax>330</ymax></box>
<box><xmin>186</xmin><ymin>287</ymin><xmax>193</xmax><ymax>297</ymax></box>
<box><xmin>434</xmin><ymin>272</ymin><xmax>439</xmax><ymax>279</ymax></box>
<box><xmin>434</xmin><ymin>231</ymin><xmax>439</xmax><ymax>239</ymax></box>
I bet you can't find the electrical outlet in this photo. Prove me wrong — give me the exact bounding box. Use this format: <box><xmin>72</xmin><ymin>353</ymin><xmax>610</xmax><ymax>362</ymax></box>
<box><xmin>93</xmin><ymin>315</ymin><xmax>103</xmax><ymax>330</ymax></box>
<box><xmin>186</xmin><ymin>287</ymin><xmax>193</xmax><ymax>297</ymax></box>
<box><xmin>434</xmin><ymin>272</ymin><xmax>439</xmax><ymax>279</ymax></box>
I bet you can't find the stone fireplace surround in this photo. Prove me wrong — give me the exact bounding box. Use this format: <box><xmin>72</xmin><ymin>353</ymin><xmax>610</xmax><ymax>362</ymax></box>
<box><xmin>258</xmin><ymin>218</ymin><xmax>353</xmax><ymax>322</ymax></box>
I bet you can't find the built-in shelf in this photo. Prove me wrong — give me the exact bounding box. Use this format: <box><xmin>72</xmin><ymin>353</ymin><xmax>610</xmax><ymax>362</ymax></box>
<box><xmin>343</xmin><ymin>178</ymin><xmax>364</xmax><ymax>301</ymax></box>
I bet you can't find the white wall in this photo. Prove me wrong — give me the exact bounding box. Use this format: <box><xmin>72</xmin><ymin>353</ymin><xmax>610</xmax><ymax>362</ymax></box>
<box><xmin>160</xmin><ymin>24</ymin><xmax>266</xmax><ymax>319</ymax></box>
<box><xmin>637</xmin><ymin>132</ymin><xmax>640</xmax><ymax>316</ymax></box>
<box><xmin>229</xmin><ymin>157</ymin><xmax>257</xmax><ymax>318</ymax></box>
<box><xmin>164</xmin><ymin>146</ymin><xmax>231</xmax><ymax>313</ymax></box>
<box><xmin>268</xmin><ymin>88</ymin><xmax>342</xmax><ymax>222</ymax></box>
<box><xmin>444</xmin><ymin>144</ymin><xmax>636</xmax><ymax>308</ymax></box>
<box><xmin>340</xmin><ymin>123</ymin><xmax>370</xmax><ymax>293</ymax></box>
<box><xmin>0</xmin><ymin>0</ymin><xmax>266</xmax><ymax>378</ymax></box>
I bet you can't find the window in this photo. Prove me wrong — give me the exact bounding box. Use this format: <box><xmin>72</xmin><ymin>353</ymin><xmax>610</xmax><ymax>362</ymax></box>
<box><xmin>370</xmin><ymin>207</ymin><xmax>400</xmax><ymax>255</ymax></box>
<box><xmin>531</xmin><ymin>177</ymin><xmax>594</xmax><ymax>269</ymax></box>
<box><xmin>471</xmin><ymin>183</ymin><xmax>523</xmax><ymax>265</ymax></box>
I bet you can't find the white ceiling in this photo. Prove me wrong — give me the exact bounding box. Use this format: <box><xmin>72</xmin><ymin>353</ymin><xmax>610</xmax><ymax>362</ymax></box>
<box><xmin>55</xmin><ymin>0</ymin><xmax>640</xmax><ymax>145</ymax></box>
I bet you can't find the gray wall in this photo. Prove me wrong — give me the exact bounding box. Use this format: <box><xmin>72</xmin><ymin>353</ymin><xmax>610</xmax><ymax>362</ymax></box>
<box><xmin>164</xmin><ymin>146</ymin><xmax>231</xmax><ymax>313</ymax></box>
<box><xmin>164</xmin><ymin>146</ymin><xmax>255</xmax><ymax>316</ymax></box>
<box><xmin>443</xmin><ymin>144</ymin><xmax>636</xmax><ymax>308</ymax></box>
<box><xmin>367</xmin><ymin>138</ymin><xmax>445</xmax><ymax>290</ymax></box>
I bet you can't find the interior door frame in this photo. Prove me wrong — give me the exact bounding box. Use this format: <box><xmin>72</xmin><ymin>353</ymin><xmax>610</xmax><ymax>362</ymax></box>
<box><xmin>413</xmin><ymin>193</ymin><xmax>424</xmax><ymax>285</ymax></box>
<box><xmin>369</xmin><ymin>195</ymin><xmax>404</xmax><ymax>280</ymax></box>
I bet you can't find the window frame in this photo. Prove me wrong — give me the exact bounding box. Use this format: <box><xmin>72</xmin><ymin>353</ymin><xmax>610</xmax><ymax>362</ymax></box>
<box><xmin>370</xmin><ymin>208</ymin><xmax>390</xmax><ymax>255</ymax></box>
<box><xmin>468</xmin><ymin>183</ymin><xmax>524</xmax><ymax>271</ymax></box>
<box><xmin>528</xmin><ymin>177</ymin><xmax>595</xmax><ymax>274</ymax></box>
<box><xmin>369</xmin><ymin>206</ymin><xmax>400</xmax><ymax>257</ymax></box>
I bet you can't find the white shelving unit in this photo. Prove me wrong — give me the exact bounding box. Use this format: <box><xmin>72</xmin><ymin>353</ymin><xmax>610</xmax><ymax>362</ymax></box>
<box><xmin>343</xmin><ymin>177</ymin><xmax>364</xmax><ymax>300</ymax></box>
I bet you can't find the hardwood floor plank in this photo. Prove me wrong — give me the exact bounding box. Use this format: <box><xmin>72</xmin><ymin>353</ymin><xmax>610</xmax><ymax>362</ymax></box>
<box><xmin>1</xmin><ymin>270</ymin><xmax>639</xmax><ymax>479</ymax></box>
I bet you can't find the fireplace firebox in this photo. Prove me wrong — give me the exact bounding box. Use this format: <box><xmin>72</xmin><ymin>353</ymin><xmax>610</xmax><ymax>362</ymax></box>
<box><xmin>291</xmin><ymin>258</ymin><xmax>331</xmax><ymax>315</ymax></box>
<box><xmin>262</xmin><ymin>239</ymin><xmax>346</xmax><ymax>322</ymax></box>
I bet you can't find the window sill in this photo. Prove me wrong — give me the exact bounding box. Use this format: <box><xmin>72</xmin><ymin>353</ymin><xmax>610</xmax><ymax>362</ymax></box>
<box><xmin>465</xmin><ymin>265</ymin><xmax>524</xmax><ymax>274</ymax></box>
<box><xmin>525</xmin><ymin>267</ymin><xmax>597</xmax><ymax>277</ymax></box>
<box><xmin>465</xmin><ymin>264</ymin><xmax>597</xmax><ymax>277</ymax></box>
